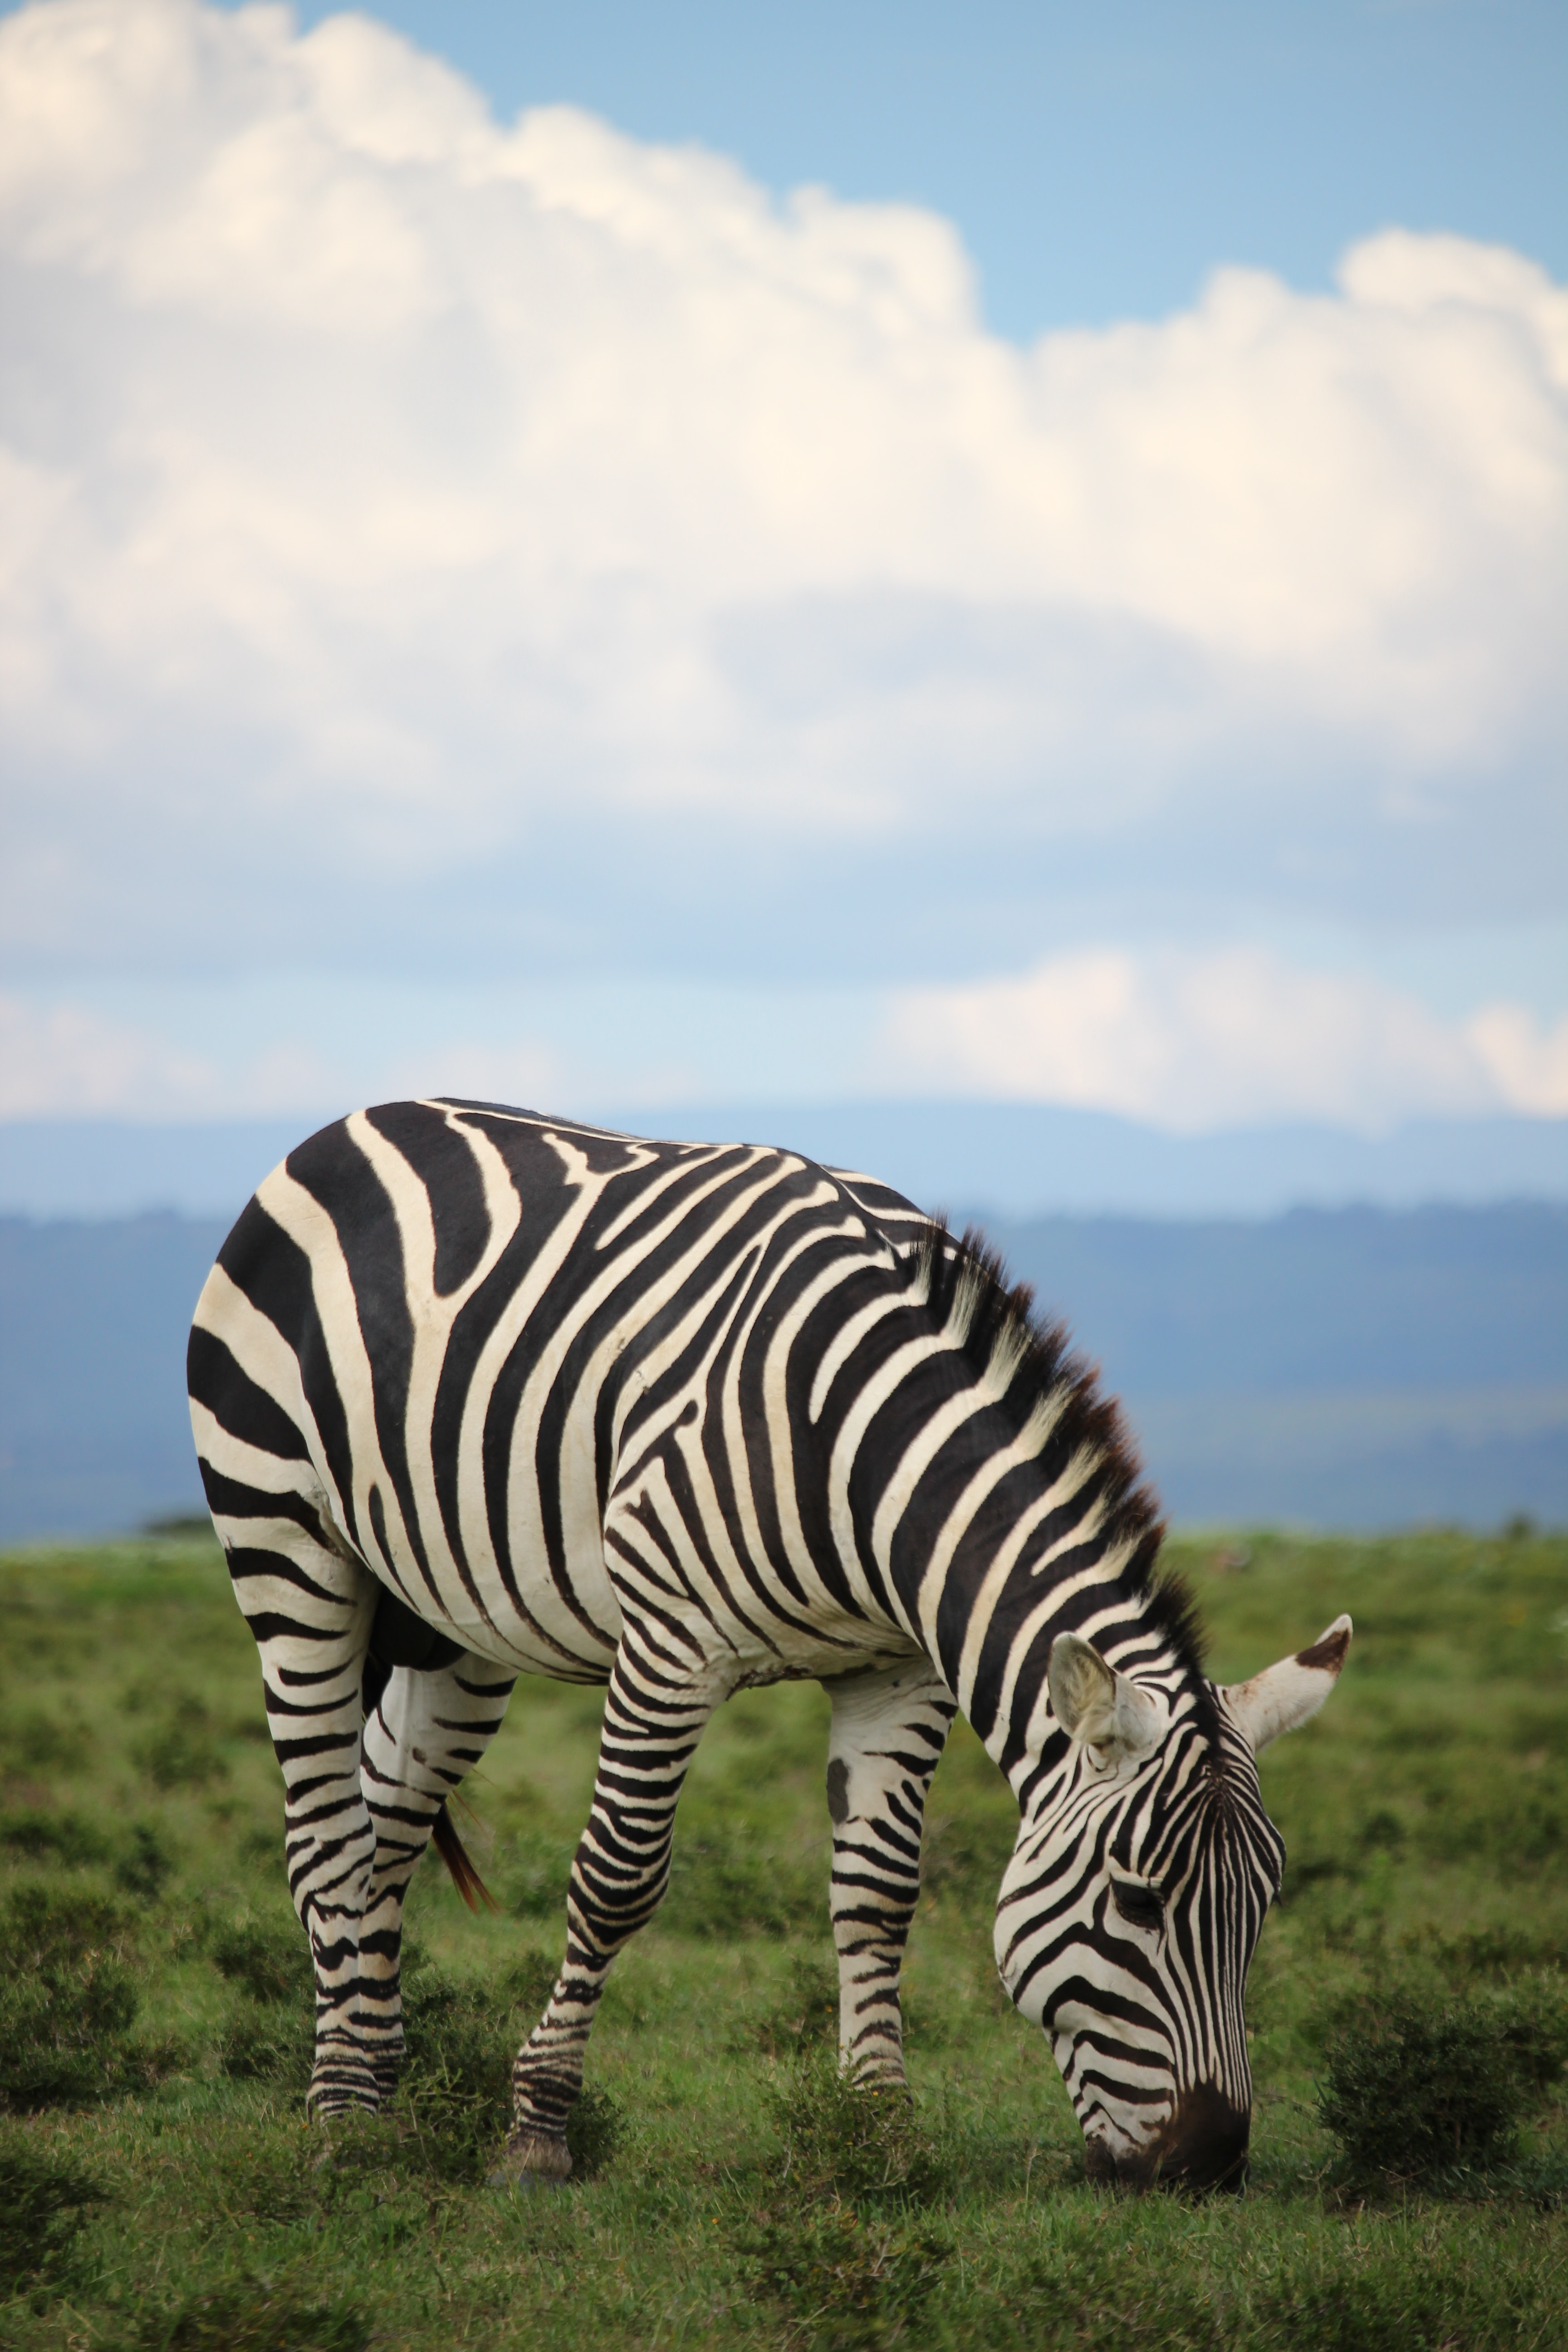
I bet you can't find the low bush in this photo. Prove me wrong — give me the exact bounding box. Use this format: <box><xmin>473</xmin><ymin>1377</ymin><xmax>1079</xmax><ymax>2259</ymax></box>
<box><xmin>116</xmin><ymin>1824</ymin><xmax>174</xmax><ymax>1902</ymax></box>
<box><xmin>739</xmin><ymin>2201</ymin><xmax>948</xmax><ymax>2350</ymax></box>
<box><xmin>499</xmin><ymin>1949</ymin><xmax>559</xmax><ymax>2015</ymax></box>
<box><xmin>0</xmin><ymin>1885</ymin><xmax>162</xmax><ymax>2112</ymax></box>
<box><xmin>1316</xmin><ymin>1982</ymin><xmax>1568</xmax><ymax>2183</ymax></box>
<box><xmin>216</xmin><ymin>2000</ymin><xmax>313</xmax><ymax>2090</ymax></box>
<box><xmin>0</xmin><ymin>2128</ymin><xmax>111</xmax><ymax>2296</ymax></box>
<box><xmin>397</xmin><ymin>1966</ymin><xmax>519</xmax><ymax>2178</ymax></box>
<box><xmin>1253</xmin><ymin>2241</ymin><xmax>1559</xmax><ymax>2351</ymax></box>
<box><xmin>1491</xmin><ymin>1969</ymin><xmax>1568</xmax><ymax>2092</ymax></box>
<box><xmin>137</xmin><ymin>1697</ymin><xmax>228</xmax><ymax>1792</ymax></box>
<box><xmin>211</xmin><ymin>1919</ymin><xmax>310</xmax><ymax>2006</ymax></box>
<box><xmin>395</xmin><ymin>1961</ymin><xmax>622</xmax><ymax>2181</ymax></box>
<box><xmin>743</xmin><ymin>1951</ymin><xmax>839</xmax><ymax>2059</ymax></box>
<box><xmin>566</xmin><ymin>2082</ymin><xmax>624</xmax><ymax>2179</ymax></box>
<box><xmin>0</xmin><ymin>1710</ymin><xmax>91</xmax><ymax>1776</ymax></box>
<box><xmin>767</xmin><ymin>2053</ymin><xmax>950</xmax><ymax>2210</ymax></box>
<box><xmin>0</xmin><ymin>1809</ymin><xmax>112</xmax><ymax>1866</ymax></box>
<box><xmin>117</xmin><ymin>2281</ymin><xmax>372</xmax><ymax>2352</ymax></box>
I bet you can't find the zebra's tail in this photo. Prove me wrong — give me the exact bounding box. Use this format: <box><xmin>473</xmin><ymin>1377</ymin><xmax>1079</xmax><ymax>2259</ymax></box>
<box><xmin>432</xmin><ymin>1801</ymin><xmax>500</xmax><ymax>1914</ymax></box>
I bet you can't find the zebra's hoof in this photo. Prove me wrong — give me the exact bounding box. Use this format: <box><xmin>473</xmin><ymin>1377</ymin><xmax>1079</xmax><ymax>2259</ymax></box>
<box><xmin>306</xmin><ymin>2090</ymin><xmax>381</xmax><ymax>2124</ymax></box>
<box><xmin>487</xmin><ymin>2129</ymin><xmax>573</xmax><ymax>2191</ymax></box>
<box><xmin>307</xmin><ymin>2060</ymin><xmax>382</xmax><ymax>2122</ymax></box>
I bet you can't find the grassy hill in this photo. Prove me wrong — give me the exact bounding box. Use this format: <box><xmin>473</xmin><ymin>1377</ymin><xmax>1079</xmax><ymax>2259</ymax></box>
<box><xmin>1</xmin><ymin>1525</ymin><xmax>1565</xmax><ymax>2348</ymax></box>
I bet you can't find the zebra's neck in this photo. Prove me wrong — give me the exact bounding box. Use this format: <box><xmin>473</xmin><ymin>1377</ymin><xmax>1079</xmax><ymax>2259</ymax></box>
<box><xmin>853</xmin><ymin>1222</ymin><xmax>1207</xmax><ymax>1799</ymax></box>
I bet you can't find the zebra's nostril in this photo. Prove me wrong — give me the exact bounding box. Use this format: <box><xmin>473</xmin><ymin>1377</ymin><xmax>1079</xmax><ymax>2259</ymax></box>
<box><xmin>1083</xmin><ymin>2087</ymin><xmax>1250</xmax><ymax>2195</ymax></box>
<box><xmin>1148</xmin><ymin>2085</ymin><xmax>1250</xmax><ymax>2193</ymax></box>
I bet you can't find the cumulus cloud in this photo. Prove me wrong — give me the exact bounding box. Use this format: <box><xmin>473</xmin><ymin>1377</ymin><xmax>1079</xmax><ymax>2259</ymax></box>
<box><xmin>0</xmin><ymin>985</ymin><xmax>610</xmax><ymax>1121</ymax></box>
<box><xmin>0</xmin><ymin>0</ymin><xmax>1563</xmax><ymax>978</ymax></box>
<box><xmin>9</xmin><ymin>951</ymin><xmax>1565</xmax><ymax>1133</ymax></box>
<box><xmin>879</xmin><ymin>952</ymin><xmax>1568</xmax><ymax>1132</ymax></box>
<box><xmin>0</xmin><ymin>992</ymin><xmax>339</xmax><ymax>1117</ymax></box>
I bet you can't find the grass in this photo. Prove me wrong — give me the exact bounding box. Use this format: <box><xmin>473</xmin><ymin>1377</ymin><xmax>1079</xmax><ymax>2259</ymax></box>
<box><xmin>0</xmin><ymin>1524</ymin><xmax>1563</xmax><ymax>2348</ymax></box>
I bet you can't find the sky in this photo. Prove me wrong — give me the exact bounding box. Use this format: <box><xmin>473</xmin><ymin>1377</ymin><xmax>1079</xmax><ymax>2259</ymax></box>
<box><xmin>1</xmin><ymin>0</ymin><xmax>1565</xmax><ymax>1145</ymax></box>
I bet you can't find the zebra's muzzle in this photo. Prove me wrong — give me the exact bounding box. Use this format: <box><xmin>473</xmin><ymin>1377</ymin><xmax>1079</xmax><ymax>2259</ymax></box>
<box><xmin>1085</xmin><ymin>2083</ymin><xmax>1250</xmax><ymax>2193</ymax></box>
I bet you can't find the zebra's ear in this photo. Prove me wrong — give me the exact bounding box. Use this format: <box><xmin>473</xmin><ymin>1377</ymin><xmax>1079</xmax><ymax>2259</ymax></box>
<box><xmin>1048</xmin><ymin>1632</ymin><xmax>1167</xmax><ymax>1760</ymax></box>
<box><xmin>1221</xmin><ymin>1614</ymin><xmax>1353</xmax><ymax>1754</ymax></box>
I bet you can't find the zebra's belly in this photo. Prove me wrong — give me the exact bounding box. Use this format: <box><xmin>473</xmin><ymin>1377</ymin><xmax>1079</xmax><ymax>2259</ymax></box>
<box><xmin>337</xmin><ymin>1406</ymin><xmax>624</xmax><ymax>1684</ymax></box>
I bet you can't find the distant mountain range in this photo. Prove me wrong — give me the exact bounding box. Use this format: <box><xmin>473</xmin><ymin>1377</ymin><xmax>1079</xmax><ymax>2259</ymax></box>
<box><xmin>1</xmin><ymin>1200</ymin><xmax>1563</xmax><ymax>1543</ymax></box>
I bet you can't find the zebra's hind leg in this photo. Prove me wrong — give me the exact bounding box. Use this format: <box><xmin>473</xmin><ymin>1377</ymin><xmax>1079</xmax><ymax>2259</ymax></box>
<box><xmin>358</xmin><ymin>1652</ymin><xmax>517</xmax><ymax>2096</ymax></box>
<box><xmin>206</xmin><ymin>1495</ymin><xmax>383</xmax><ymax>2117</ymax></box>
<box><xmin>823</xmin><ymin>1661</ymin><xmax>957</xmax><ymax>2085</ymax></box>
<box><xmin>491</xmin><ymin>1635</ymin><xmax>724</xmax><ymax>2188</ymax></box>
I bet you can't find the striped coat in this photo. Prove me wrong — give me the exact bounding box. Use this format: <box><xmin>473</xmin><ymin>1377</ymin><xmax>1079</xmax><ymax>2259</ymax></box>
<box><xmin>189</xmin><ymin>1100</ymin><xmax>1349</xmax><ymax>2189</ymax></box>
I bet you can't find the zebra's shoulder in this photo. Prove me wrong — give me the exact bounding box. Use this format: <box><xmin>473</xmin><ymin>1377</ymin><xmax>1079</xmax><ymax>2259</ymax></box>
<box><xmin>818</xmin><ymin>1163</ymin><xmax>934</xmax><ymax>1259</ymax></box>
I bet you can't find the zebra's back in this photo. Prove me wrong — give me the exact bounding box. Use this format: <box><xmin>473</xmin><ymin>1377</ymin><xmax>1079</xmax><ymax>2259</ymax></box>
<box><xmin>189</xmin><ymin>1098</ymin><xmax>930</xmax><ymax>1685</ymax></box>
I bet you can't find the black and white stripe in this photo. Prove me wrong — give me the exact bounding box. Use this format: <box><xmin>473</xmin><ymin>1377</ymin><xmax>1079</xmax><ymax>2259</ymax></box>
<box><xmin>188</xmin><ymin>1099</ymin><xmax>1349</xmax><ymax>2188</ymax></box>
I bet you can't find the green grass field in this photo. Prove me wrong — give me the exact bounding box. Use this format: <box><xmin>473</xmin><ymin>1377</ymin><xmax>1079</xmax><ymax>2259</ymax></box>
<box><xmin>2</xmin><ymin>1526</ymin><xmax>1565</xmax><ymax>2350</ymax></box>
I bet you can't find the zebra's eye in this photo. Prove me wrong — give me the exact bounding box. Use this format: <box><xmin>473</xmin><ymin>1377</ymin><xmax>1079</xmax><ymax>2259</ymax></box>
<box><xmin>1111</xmin><ymin>1877</ymin><xmax>1164</xmax><ymax>1931</ymax></box>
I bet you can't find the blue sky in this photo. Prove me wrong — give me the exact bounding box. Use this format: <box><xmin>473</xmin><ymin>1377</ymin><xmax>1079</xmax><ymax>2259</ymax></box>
<box><xmin>0</xmin><ymin>0</ymin><xmax>1563</xmax><ymax>1142</ymax></box>
<box><xmin>235</xmin><ymin>0</ymin><xmax>1568</xmax><ymax>340</ymax></box>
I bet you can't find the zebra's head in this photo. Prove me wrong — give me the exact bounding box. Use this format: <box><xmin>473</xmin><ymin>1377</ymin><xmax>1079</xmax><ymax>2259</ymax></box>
<box><xmin>994</xmin><ymin>1613</ymin><xmax>1351</xmax><ymax>2190</ymax></box>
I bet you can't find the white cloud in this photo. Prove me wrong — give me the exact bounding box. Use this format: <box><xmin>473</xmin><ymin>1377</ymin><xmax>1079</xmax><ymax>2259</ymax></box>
<box><xmin>879</xmin><ymin>951</ymin><xmax>1568</xmax><ymax>1132</ymax></box>
<box><xmin>8</xmin><ymin>951</ymin><xmax>1565</xmax><ymax>1133</ymax></box>
<box><xmin>0</xmin><ymin>988</ymin><xmax>573</xmax><ymax>1120</ymax></box>
<box><xmin>1464</xmin><ymin>1003</ymin><xmax>1568</xmax><ymax>1118</ymax></box>
<box><xmin>0</xmin><ymin>992</ymin><xmax>273</xmax><ymax>1116</ymax></box>
<box><xmin>0</xmin><ymin>0</ymin><xmax>1563</xmax><ymax>976</ymax></box>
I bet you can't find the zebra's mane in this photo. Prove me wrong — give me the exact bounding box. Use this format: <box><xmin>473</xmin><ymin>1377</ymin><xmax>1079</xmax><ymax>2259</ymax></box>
<box><xmin>910</xmin><ymin>1218</ymin><xmax>1209</xmax><ymax>1684</ymax></box>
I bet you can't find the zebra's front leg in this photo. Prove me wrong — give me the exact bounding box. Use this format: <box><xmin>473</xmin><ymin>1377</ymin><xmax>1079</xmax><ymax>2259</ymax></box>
<box><xmin>358</xmin><ymin>1652</ymin><xmax>517</xmax><ymax>2095</ymax></box>
<box><xmin>492</xmin><ymin>1638</ymin><xmax>723</xmax><ymax>2187</ymax></box>
<box><xmin>823</xmin><ymin>1661</ymin><xmax>957</xmax><ymax>2084</ymax></box>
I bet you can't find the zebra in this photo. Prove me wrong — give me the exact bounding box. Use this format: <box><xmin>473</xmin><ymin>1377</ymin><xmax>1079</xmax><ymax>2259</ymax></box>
<box><xmin>187</xmin><ymin>1099</ymin><xmax>1351</xmax><ymax>2191</ymax></box>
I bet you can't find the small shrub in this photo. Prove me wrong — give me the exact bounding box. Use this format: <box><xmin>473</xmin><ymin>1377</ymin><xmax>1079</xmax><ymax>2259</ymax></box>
<box><xmin>1010</xmin><ymin>2236</ymin><xmax>1225</xmax><ymax>2352</ymax></box>
<box><xmin>744</xmin><ymin>1952</ymin><xmax>839</xmax><ymax>2058</ymax></box>
<box><xmin>500</xmin><ymin>1949</ymin><xmax>559</xmax><ymax>2015</ymax></box>
<box><xmin>0</xmin><ymin>1710</ymin><xmax>91</xmax><ymax>1776</ymax></box>
<box><xmin>1491</xmin><ymin>1969</ymin><xmax>1568</xmax><ymax>2092</ymax></box>
<box><xmin>1316</xmin><ymin>1985</ymin><xmax>1567</xmax><ymax>2181</ymax></box>
<box><xmin>398</xmin><ymin>1969</ymin><xmax>516</xmax><ymax>2178</ymax></box>
<box><xmin>211</xmin><ymin>1920</ymin><xmax>310</xmax><ymax>2006</ymax></box>
<box><xmin>120</xmin><ymin>2280</ymin><xmax>371</xmax><ymax>2352</ymax></box>
<box><xmin>0</xmin><ymin>2129</ymin><xmax>111</xmax><ymax>2295</ymax></box>
<box><xmin>1398</xmin><ymin>1922</ymin><xmax>1560</xmax><ymax>1978</ymax></box>
<box><xmin>566</xmin><ymin>2082</ymin><xmax>624</xmax><ymax>2180</ymax></box>
<box><xmin>739</xmin><ymin>2201</ymin><xmax>947</xmax><ymax>2350</ymax></box>
<box><xmin>0</xmin><ymin>1809</ymin><xmax>112</xmax><ymax>1866</ymax></box>
<box><xmin>217</xmin><ymin>2002</ymin><xmax>313</xmax><ymax>2090</ymax></box>
<box><xmin>0</xmin><ymin>1886</ymin><xmax>151</xmax><ymax>2112</ymax></box>
<box><xmin>137</xmin><ymin>1697</ymin><xmax>227</xmax><ymax>1791</ymax></box>
<box><xmin>1255</xmin><ymin>2243</ymin><xmax>1551</xmax><ymax>2350</ymax></box>
<box><xmin>116</xmin><ymin>1824</ymin><xmax>174</xmax><ymax>1902</ymax></box>
<box><xmin>767</xmin><ymin>2053</ymin><xmax>949</xmax><ymax>2209</ymax></box>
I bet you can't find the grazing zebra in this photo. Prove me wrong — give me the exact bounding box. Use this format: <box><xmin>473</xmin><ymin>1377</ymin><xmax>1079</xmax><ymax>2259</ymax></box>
<box><xmin>187</xmin><ymin>1100</ymin><xmax>1350</xmax><ymax>2191</ymax></box>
